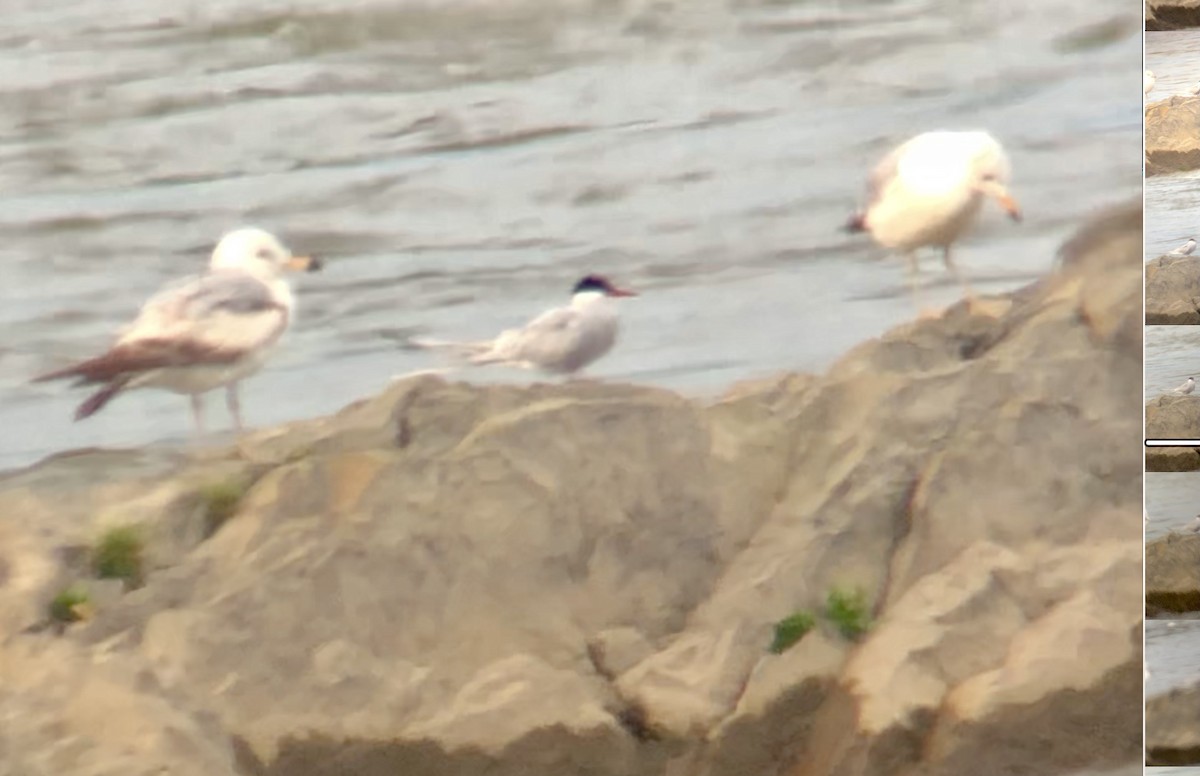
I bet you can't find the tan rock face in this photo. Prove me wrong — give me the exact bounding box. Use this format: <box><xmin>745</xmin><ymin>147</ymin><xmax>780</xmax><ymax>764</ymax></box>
<box><xmin>1146</xmin><ymin>446</ymin><xmax>1200</xmax><ymax>472</ymax></box>
<box><xmin>0</xmin><ymin>200</ymin><xmax>1141</xmax><ymax>776</ymax></box>
<box><xmin>1147</xmin><ymin>97</ymin><xmax>1200</xmax><ymax>176</ymax></box>
<box><xmin>1148</xmin><ymin>0</ymin><xmax>1200</xmax><ymax>31</ymax></box>
<box><xmin>1146</xmin><ymin>252</ymin><xmax>1200</xmax><ymax>324</ymax></box>
<box><xmin>1146</xmin><ymin>533</ymin><xmax>1200</xmax><ymax>613</ymax></box>
<box><xmin>1147</xmin><ymin>684</ymin><xmax>1200</xmax><ymax>765</ymax></box>
<box><xmin>1146</xmin><ymin>394</ymin><xmax>1200</xmax><ymax>439</ymax></box>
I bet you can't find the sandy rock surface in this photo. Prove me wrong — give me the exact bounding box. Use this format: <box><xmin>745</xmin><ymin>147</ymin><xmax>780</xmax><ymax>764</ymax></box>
<box><xmin>0</xmin><ymin>200</ymin><xmax>1142</xmax><ymax>776</ymax></box>
<box><xmin>1146</xmin><ymin>252</ymin><xmax>1200</xmax><ymax>323</ymax></box>
<box><xmin>1146</xmin><ymin>97</ymin><xmax>1200</xmax><ymax>175</ymax></box>
<box><xmin>1148</xmin><ymin>0</ymin><xmax>1200</xmax><ymax>30</ymax></box>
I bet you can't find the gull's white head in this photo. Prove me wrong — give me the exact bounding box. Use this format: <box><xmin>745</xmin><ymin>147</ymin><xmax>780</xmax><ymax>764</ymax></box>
<box><xmin>209</xmin><ymin>227</ymin><xmax>321</xmax><ymax>276</ymax></box>
<box><xmin>957</xmin><ymin>132</ymin><xmax>1022</xmax><ymax>223</ymax></box>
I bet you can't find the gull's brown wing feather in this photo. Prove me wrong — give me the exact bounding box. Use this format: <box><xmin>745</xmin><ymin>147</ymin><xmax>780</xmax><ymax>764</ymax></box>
<box><xmin>34</xmin><ymin>270</ymin><xmax>289</xmax><ymax>385</ymax></box>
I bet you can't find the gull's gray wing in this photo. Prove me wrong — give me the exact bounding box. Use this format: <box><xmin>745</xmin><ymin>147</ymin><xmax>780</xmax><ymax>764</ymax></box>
<box><xmin>37</xmin><ymin>270</ymin><xmax>289</xmax><ymax>384</ymax></box>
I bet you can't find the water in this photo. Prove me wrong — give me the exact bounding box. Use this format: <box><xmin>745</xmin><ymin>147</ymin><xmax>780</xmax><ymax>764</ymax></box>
<box><xmin>1146</xmin><ymin>171</ymin><xmax>1200</xmax><ymax>258</ymax></box>
<box><xmin>0</xmin><ymin>0</ymin><xmax>1141</xmax><ymax>471</ymax></box>
<box><xmin>1145</xmin><ymin>472</ymin><xmax>1200</xmax><ymax>540</ymax></box>
<box><xmin>1147</xmin><ymin>618</ymin><xmax>1200</xmax><ymax>697</ymax></box>
<box><xmin>1146</xmin><ymin>325</ymin><xmax>1200</xmax><ymax>404</ymax></box>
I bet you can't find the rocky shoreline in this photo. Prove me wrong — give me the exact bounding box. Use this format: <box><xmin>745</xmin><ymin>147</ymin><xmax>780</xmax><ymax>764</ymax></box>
<box><xmin>1146</xmin><ymin>96</ymin><xmax>1200</xmax><ymax>177</ymax></box>
<box><xmin>1147</xmin><ymin>446</ymin><xmax>1200</xmax><ymax>472</ymax></box>
<box><xmin>1147</xmin><ymin>394</ymin><xmax>1200</xmax><ymax>440</ymax></box>
<box><xmin>1148</xmin><ymin>0</ymin><xmax>1200</xmax><ymax>31</ymax></box>
<box><xmin>0</xmin><ymin>201</ymin><xmax>1141</xmax><ymax>776</ymax></box>
<box><xmin>1146</xmin><ymin>252</ymin><xmax>1200</xmax><ymax>324</ymax></box>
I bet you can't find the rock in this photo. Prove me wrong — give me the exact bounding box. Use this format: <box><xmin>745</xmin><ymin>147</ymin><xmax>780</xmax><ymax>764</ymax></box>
<box><xmin>0</xmin><ymin>200</ymin><xmax>1141</xmax><ymax>776</ymax></box>
<box><xmin>1146</xmin><ymin>533</ymin><xmax>1200</xmax><ymax>612</ymax></box>
<box><xmin>1147</xmin><ymin>684</ymin><xmax>1200</xmax><ymax>765</ymax></box>
<box><xmin>1147</xmin><ymin>0</ymin><xmax>1200</xmax><ymax>30</ymax></box>
<box><xmin>1146</xmin><ymin>96</ymin><xmax>1200</xmax><ymax>176</ymax></box>
<box><xmin>1146</xmin><ymin>394</ymin><xmax>1200</xmax><ymax>438</ymax></box>
<box><xmin>1147</xmin><ymin>445</ymin><xmax>1200</xmax><ymax>472</ymax></box>
<box><xmin>0</xmin><ymin>635</ymin><xmax>238</xmax><ymax>776</ymax></box>
<box><xmin>589</xmin><ymin>627</ymin><xmax>656</xmax><ymax>679</ymax></box>
<box><xmin>1146</xmin><ymin>252</ymin><xmax>1200</xmax><ymax>323</ymax></box>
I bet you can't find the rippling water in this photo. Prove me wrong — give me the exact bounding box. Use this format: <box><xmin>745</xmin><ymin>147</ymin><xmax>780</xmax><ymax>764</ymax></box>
<box><xmin>1147</xmin><ymin>617</ymin><xmax>1200</xmax><ymax>698</ymax></box>
<box><xmin>1146</xmin><ymin>325</ymin><xmax>1200</xmax><ymax>404</ymax></box>
<box><xmin>0</xmin><ymin>0</ymin><xmax>1140</xmax><ymax>469</ymax></box>
<box><xmin>1146</xmin><ymin>171</ymin><xmax>1200</xmax><ymax>258</ymax></box>
<box><xmin>1146</xmin><ymin>472</ymin><xmax>1200</xmax><ymax>541</ymax></box>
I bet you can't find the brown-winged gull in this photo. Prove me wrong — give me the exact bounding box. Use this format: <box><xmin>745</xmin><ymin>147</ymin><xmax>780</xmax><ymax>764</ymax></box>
<box><xmin>34</xmin><ymin>227</ymin><xmax>321</xmax><ymax>432</ymax></box>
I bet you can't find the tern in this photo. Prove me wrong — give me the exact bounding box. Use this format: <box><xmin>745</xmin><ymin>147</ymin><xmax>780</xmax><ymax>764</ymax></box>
<box><xmin>412</xmin><ymin>274</ymin><xmax>636</xmax><ymax>378</ymax></box>
<box><xmin>1169</xmin><ymin>238</ymin><xmax>1196</xmax><ymax>256</ymax></box>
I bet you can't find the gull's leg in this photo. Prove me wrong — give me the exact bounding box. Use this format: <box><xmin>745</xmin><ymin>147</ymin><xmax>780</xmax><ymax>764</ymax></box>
<box><xmin>905</xmin><ymin>252</ymin><xmax>938</xmax><ymax>319</ymax></box>
<box><xmin>942</xmin><ymin>245</ymin><xmax>977</xmax><ymax>310</ymax></box>
<box><xmin>225</xmin><ymin>383</ymin><xmax>244</xmax><ymax>431</ymax></box>
<box><xmin>190</xmin><ymin>395</ymin><xmax>206</xmax><ymax>436</ymax></box>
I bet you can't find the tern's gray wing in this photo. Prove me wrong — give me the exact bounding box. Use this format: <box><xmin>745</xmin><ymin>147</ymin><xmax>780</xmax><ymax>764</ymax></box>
<box><xmin>484</xmin><ymin>305</ymin><xmax>616</xmax><ymax>373</ymax></box>
<box><xmin>38</xmin><ymin>270</ymin><xmax>290</xmax><ymax>384</ymax></box>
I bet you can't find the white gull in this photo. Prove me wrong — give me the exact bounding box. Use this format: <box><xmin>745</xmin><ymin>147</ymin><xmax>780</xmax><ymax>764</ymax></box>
<box><xmin>844</xmin><ymin>130</ymin><xmax>1022</xmax><ymax>316</ymax></box>
<box><xmin>34</xmin><ymin>228</ymin><xmax>320</xmax><ymax>432</ymax></box>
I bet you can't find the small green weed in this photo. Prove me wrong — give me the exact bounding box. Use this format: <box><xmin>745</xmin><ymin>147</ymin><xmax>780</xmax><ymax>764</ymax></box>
<box><xmin>825</xmin><ymin>586</ymin><xmax>872</xmax><ymax>641</ymax></box>
<box><xmin>769</xmin><ymin>611</ymin><xmax>816</xmax><ymax>654</ymax></box>
<box><xmin>92</xmin><ymin>524</ymin><xmax>144</xmax><ymax>586</ymax></box>
<box><xmin>49</xmin><ymin>584</ymin><xmax>91</xmax><ymax>623</ymax></box>
<box><xmin>198</xmin><ymin>479</ymin><xmax>249</xmax><ymax>537</ymax></box>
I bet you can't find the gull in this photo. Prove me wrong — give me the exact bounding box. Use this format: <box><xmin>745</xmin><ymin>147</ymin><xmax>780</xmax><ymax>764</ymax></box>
<box><xmin>1173</xmin><ymin>376</ymin><xmax>1195</xmax><ymax>395</ymax></box>
<box><xmin>411</xmin><ymin>274</ymin><xmax>636</xmax><ymax>378</ymax></box>
<box><xmin>34</xmin><ymin>228</ymin><xmax>321</xmax><ymax>433</ymax></box>
<box><xmin>843</xmin><ymin>130</ymin><xmax>1022</xmax><ymax>316</ymax></box>
<box><xmin>1146</xmin><ymin>70</ymin><xmax>1156</xmax><ymax>95</ymax></box>
<box><xmin>1169</xmin><ymin>238</ymin><xmax>1196</xmax><ymax>256</ymax></box>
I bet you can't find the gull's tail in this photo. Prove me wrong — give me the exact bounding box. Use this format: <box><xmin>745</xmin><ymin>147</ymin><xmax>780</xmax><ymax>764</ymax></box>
<box><xmin>842</xmin><ymin>212</ymin><xmax>867</xmax><ymax>234</ymax></box>
<box><xmin>75</xmin><ymin>378</ymin><xmax>130</xmax><ymax>421</ymax></box>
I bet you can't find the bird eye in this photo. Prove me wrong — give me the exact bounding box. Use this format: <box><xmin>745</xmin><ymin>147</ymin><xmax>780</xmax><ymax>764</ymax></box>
<box><xmin>255</xmin><ymin>248</ymin><xmax>273</xmax><ymax>260</ymax></box>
